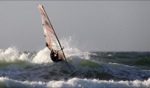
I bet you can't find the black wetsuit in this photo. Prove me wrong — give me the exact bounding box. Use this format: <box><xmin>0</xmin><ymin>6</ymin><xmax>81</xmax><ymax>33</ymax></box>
<box><xmin>50</xmin><ymin>50</ymin><xmax>63</xmax><ymax>62</ymax></box>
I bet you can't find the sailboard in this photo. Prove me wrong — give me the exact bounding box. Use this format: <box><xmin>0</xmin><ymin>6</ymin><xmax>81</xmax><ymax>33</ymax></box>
<box><xmin>38</xmin><ymin>4</ymin><xmax>66</xmax><ymax>60</ymax></box>
<box><xmin>38</xmin><ymin>5</ymin><xmax>73</xmax><ymax>71</ymax></box>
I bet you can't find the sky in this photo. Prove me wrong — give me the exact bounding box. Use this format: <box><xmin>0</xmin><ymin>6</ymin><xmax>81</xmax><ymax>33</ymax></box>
<box><xmin>0</xmin><ymin>1</ymin><xmax>150</xmax><ymax>51</ymax></box>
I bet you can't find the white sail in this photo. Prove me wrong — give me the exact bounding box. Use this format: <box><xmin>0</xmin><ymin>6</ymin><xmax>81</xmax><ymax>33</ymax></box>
<box><xmin>38</xmin><ymin>5</ymin><xmax>65</xmax><ymax>59</ymax></box>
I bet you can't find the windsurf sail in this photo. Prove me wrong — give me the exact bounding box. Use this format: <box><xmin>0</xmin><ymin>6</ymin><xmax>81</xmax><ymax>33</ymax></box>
<box><xmin>38</xmin><ymin>5</ymin><xmax>65</xmax><ymax>60</ymax></box>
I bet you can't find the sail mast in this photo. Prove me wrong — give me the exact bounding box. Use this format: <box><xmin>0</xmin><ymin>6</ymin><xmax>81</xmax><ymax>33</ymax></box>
<box><xmin>38</xmin><ymin>5</ymin><xmax>72</xmax><ymax>71</ymax></box>
<box><xmin>41</xmin><ymin>6</ymin><xmax>68</xmax><ymax>61</ymax></box>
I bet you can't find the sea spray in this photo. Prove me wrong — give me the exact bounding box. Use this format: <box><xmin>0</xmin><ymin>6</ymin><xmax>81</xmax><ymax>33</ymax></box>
<box><xmin>60</xmin><ymin>37</ymin><xmax>91</xmax><ymax>66</ymax></box>
<box><xmin>60</xmin><ymin>37</ymin><xmax>82</xmax><ymax>57</ymax></box>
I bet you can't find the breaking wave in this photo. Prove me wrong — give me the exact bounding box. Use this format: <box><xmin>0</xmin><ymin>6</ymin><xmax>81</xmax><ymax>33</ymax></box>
<box><xmin>0</xmin><ymin>37</ymin><xmax>150</xmax><ymax>87</ymax></box>
<box><xmin>0</xmin><ymin>77</ymin><xmax>150</xmax><ymax>88</ymax></box>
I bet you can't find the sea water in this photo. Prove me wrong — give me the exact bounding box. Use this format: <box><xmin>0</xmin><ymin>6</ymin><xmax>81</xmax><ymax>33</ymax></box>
<box><xmin>0</xmin><ymin>38</ymin><xmax>150</xmax><ymax>88</ymax></box>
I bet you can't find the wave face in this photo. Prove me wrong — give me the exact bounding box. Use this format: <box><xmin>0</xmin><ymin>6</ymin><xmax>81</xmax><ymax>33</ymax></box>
<box><xmin>0</xmin><ymin>37</ymin><xmax>150</xmax><ymax>88</ymax></box>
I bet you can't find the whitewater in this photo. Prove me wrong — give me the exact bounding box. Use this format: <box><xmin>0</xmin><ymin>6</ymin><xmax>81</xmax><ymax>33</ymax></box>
<box><xmin>0</xmin><ymin>38</ymin><xmax>150</xmax><ymax>88</ymax></box>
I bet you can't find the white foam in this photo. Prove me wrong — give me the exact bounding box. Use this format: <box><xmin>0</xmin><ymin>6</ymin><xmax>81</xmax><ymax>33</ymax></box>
<box><xmin>0</xmin><ymin>77</ymin><xmax>46</xmax><ymax>88</ymax></box>
<box><xmin>0</xmin><ymin>77</ymin><xmax>150</xmax><ymax>88</ymax></box>
<box><xmin>47</xmin><ymin>78</ymin><xmax>150</xmax><ymax>88</ymax></box>
<box><xmin>32</xmin><ymin>48</ymin><xmax>52</xmax><ymax>64</ymax></box>
<box><xmin>19</xmin><ymin>53</ymin><xmax>29</xmax><ymax>61</ymax></box>
<box><xmin>0</xmin><ymin>47</ymin><xmax>29</xmax><ymax>62</ymax></box>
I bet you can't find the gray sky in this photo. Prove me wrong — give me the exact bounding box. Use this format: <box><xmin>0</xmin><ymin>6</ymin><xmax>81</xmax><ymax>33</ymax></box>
<box><xmin>0</xmin><ymin>1</ymin><xmax>150</xmax><ymax>51</ymax></box>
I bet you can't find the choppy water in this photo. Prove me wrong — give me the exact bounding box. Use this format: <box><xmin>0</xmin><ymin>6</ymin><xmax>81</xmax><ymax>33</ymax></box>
<box><xmin>0</xmin><ymin>38</ymin><xmax>150</xmax><ymax>88</ymax></box>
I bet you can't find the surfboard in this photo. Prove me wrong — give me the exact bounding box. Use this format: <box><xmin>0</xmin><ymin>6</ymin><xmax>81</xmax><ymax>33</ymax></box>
<box><xmin>38</xmin><ymin>4</ymin><xmax>66</xmax><ymax>60</ymax></box>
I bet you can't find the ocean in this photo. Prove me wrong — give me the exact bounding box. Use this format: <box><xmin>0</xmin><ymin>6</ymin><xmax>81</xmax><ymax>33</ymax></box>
<box><xmin>0</xmin><ymin>39</ymin><xmax>150</xmax><ymax>88</ymax></box>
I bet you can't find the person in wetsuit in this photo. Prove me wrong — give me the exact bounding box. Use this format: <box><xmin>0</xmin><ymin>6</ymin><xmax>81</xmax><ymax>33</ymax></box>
<box><xmin>50</xmin><ymin>49</ymin><xmax>63</xmax><ymax>62</ymax></box>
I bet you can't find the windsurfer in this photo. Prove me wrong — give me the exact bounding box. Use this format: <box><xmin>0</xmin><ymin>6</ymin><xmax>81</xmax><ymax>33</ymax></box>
<box><xmin>50</xmin><ymin>49</ymin><xmax>63</xmax><ymax>62</ymax></box>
